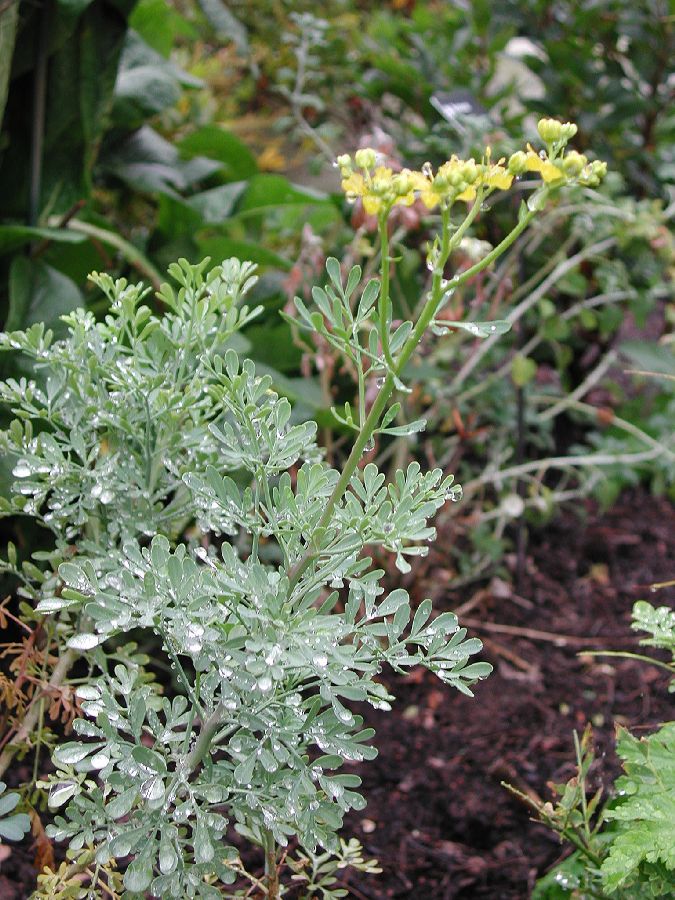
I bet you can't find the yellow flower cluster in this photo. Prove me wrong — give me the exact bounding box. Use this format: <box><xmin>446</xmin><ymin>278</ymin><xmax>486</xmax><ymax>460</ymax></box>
<box><xmin>337</xmin><ymin>119</ymin><xmax>607</xmax><ymax>214</ymax></box>
<box><xmin>337</xmin><ymin>149</ymin><xmax>420</xmax><ymax>216</ymax></box>
<box><xmin>416</xmin><ymin>154</ymin><xmax>513</xmax><ymax>208</ymax></box>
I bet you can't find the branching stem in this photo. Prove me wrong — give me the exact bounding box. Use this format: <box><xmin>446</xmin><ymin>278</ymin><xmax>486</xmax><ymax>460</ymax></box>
<box><xmin>287</xmin><ymin>198</ymin><xmax>537</xmax><ymax>592</ymax></box>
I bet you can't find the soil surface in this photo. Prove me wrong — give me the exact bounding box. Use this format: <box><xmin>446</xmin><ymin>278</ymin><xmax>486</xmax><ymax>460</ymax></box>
<box><xmin>340</xmin><ymin>490</ymin><xmax>674</xmax><ymax>899</ymax></box>
<box><xmin>1</xmin><ymin>490</ymin><xmax>673</xmax><ymax>899</ymax></box>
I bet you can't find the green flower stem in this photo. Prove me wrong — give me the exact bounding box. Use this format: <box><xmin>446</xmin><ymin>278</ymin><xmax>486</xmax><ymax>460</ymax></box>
<box><xmin>394</xmin><ymin>198</ymin><xmax>482</xmax><ymax>372</ymax></box>
<box><xmin>443</xmin><ymin>204</ymin><xmax>538</xmax><ymax>297</ymax></box>
<box><xmin>183</xmin><ymin>200</ymin><xmax>543</xmax><ymax>772</ymax></box>
<box><xmin>288</xmin><ymin>194</ymin><xmax>532</xmax><ymax>593</ymax></box>
<box><xmin>504</xmin><ymin>782</ymin><xmax>604</xmax><ymax>870</ymax></box>
<box><xmin>574</xmin><ymin>731</ymin><xmax>593</xmax><ymax>847</ymax></box>
<box><xmin>377</xmin><ymin>213</ymin><xmax>395</xmax><ymax>371</ymax></box>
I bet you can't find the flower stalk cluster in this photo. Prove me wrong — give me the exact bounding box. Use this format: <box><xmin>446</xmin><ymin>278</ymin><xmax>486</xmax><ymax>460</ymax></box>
<box><xmin>336</xmin><ymin>117</ymin><xmax>607</xmax><ymax>218</ymax></box>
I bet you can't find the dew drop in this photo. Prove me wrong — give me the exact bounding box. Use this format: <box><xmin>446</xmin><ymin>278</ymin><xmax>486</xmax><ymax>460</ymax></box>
<box><xmin>90</xmin><ymin>752</ymin><xmax>110</xmax><ymax>769</ymax></box>
<box><xmin>265</xmin><ymin>644</ymin><xmax>282</xmax><ymax>665</ymax></box>
<box><xmin>186</xmin><ymin>623</ymin><xmax>204</xmax><ymax>653</ymax></box>
<box><xmin>68</xmin><ymin>633</ymin><xmax>101</xmax><ymax>650</ymax></box>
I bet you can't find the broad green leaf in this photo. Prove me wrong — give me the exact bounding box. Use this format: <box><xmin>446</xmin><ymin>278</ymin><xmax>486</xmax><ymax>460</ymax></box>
<box><xmin>186</xmin><ymin>182</ymin><xmax>247</xmax><ymax>224</ymax></box>
<box><xmin>179</xmin><ymin>125</ymin><xmax>258</xmax><ymax>180</ymax></box>
<box><xmin>101</xmin><ymin>126</ymin><xmax>221</xmax><ymax>197</ymax></box>
<box><xmin>197</xmin><ymin>235</ymin><xmax>291</xmax><ymax>270</ymax></box>
<box><xmin>129</xmin><ymin>0</ymin><xmax>195</xmax><ymax>57</ymax></box>
<box><xmin>0</xmin><ymin>225</ymin><xmax>85</xmax><ymax>256</ymax></box>
<box><xmin>7</xmin><ymin>258</ymin><xmax>82</xmax><ymax>333</ymax></box>
<box><xmin>0</xmin><ymin>1</ymin><xmax>19</xmax><ymax>132</ymax></box>
<box><xmin>237</xmin><ymin>174</ymin><xmax>327</xmax><ymax>211</ymax></box>
<box><xmin>0</xmin><ymin>0</ymin><xmax>134</xmax><ymax>216</ymax></box>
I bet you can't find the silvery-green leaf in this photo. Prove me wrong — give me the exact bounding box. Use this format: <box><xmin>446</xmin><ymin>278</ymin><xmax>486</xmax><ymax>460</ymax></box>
<box><xmin>67</xmin><ymin>633</ymin><xmax>103</xmax><ymax>650</ymax></box>
<box><xmin>0</xmin><ymin>813</ymin><xmax>31</xmax><ymax>841</ymax></box>
<box><xmin>124</xmin><ymin>858</ymin><xmax>153</xmax><ymax>893</ymax></box>
<box><xmin>48</xmin><ymin>782</ymin><xmax>78</xmax><ymax>808</ymax></box>
<box><xmin>53</xmin><ymin>741</ymin><xmax>100</xmax><ymax>765</ymax></box>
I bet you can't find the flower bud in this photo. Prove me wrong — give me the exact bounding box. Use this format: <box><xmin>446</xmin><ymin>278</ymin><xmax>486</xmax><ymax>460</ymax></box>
<box><xmin>560</xmin><ymin>122</ymin><xmax>578</xmax><ymax>141</ymax></box>
<box><xmin>578</xmin><ymin>159</ymin><xmax>608</xmax><ymax>187</ymax></box>
<box><xmin>590</xmin><ymin>160</ymin><xmax>607</xmax><ymax>179</ymax></box>
<box><xmin>507</xmin><ymin>151</ymin><xmax>528</xmax><ymax>175</ymax></box>
<box><xmin>336</xmin><ymin>154</ymin><xmax>351</xmax><ymax>168</ymax></box>
<box><xmin>579</xmin><ymin>159</ymin><xmax>607</xmax><ymax>187</ymax></box>
<box><xmin>562</xmin><ymin>150</ymin><xmax>587</xmax><ymax>175</ymax></box>
<box><xmin>394</xmin><ymin>173</ymin><xmax>413</xmax><ymax>195</ymax></box>
<box><xmin>355</xmin><ymin>148</ymin><xmax>377</xmax><ymax>170</ymax></box>
<box><xmin>372</xmin><ymin>176</ymin><xmax>390</xmax><ymax>195</ymax></box>
<box><xmin>462</xmin><ymin>160</ymin><xmax>478</xmax><ymax>183</ymax></box>
<box><xmin>537</xmin><ymin>118</ymin><xmax>563</xmax><ymax>144</ymax></box>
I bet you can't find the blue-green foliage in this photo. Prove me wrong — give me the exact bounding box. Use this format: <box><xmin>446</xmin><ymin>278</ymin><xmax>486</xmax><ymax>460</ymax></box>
<box><xmin>1</xmin><ymin>258</ymin><xmax>488</xmax><ymax>897</ymax></box>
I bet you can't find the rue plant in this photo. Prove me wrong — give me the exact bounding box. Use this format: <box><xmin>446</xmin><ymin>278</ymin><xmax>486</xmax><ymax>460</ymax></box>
<box><xmin>0</xmin><ymin>120</ymin><xmax>604</xmax><ymax>898</ymax></box>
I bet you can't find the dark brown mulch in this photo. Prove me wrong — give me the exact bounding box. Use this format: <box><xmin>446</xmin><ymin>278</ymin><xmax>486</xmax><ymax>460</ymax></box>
<box><xmin>0</xmin><ymin>490</ymin><xmax>673</xmax><ymax>898</ymax></box>
<box><xmin>341</xmin><ymin>490</ymin><xmax>674</xmax><ymax>899</ymax></box>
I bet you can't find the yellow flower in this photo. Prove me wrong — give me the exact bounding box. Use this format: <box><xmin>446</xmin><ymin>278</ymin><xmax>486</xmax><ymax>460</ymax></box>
<box><xmin>341</xmin><ymin>166</ymin><xmax>418</xmax><ymax>215</ymax></box>
<box><xmin>391</xmin><ymin>169</ymin><xmax>419</xmax><ymax>208</ymax></box>
<box><xmin>341</xmin><ymin>170</ymin><xmax>366</xmax><ymax>197</ymax></box>
<box><xmin>416</xmin><ymin>173</ymin><xmax>442</xmax><ymax>210</ymax></box>
<box><xmin>458</xmin><ymin>161</ymin><xmax>513</xmax><ymax>202</ymax></box>
<box><xmin>415</xmin><ymin>157</ymin><xmax>477</xmax><ymax>209</ymax></box>
<box><xmin>524</xmin><ymin>145</ymin><xmax>565</xmax><ymax>183</ymax></box>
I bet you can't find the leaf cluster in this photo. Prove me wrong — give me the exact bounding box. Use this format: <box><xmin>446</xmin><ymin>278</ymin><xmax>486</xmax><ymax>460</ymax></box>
<box><xmin>0</xmin><ymin>257</ymin><xmax>490</xmax><ymax>896</ymax></box>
